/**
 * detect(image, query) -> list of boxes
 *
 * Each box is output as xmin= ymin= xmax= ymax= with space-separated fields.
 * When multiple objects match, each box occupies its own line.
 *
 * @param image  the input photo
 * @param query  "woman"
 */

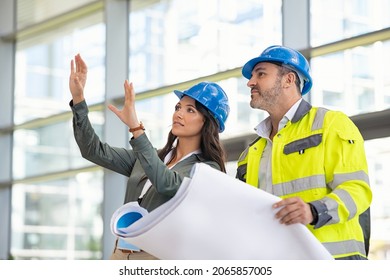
xmin=69 ymin=54 xmax=230 ymax=259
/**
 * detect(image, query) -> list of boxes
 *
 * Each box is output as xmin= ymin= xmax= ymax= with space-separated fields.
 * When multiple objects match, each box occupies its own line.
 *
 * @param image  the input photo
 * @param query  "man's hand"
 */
xmin=273 ymin=197 xmax=313 ymax=225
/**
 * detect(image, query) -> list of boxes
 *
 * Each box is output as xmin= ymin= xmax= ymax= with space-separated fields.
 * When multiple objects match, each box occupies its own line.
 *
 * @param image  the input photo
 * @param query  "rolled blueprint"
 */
xmin=111 ymin=163 xmax=333 ymax=260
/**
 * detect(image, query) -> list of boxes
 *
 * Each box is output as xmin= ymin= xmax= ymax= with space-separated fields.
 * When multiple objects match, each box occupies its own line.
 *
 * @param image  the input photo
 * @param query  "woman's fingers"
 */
xmin=124 ymin=80 xmax=136 ymax=102
xmin=70 ymin=59 xmax=75 ymax=74
xmin=107 ymin=104 xmax=119 ymax=116
xmin=75 ymin=55 xmax=80 ymax=72
xmin=73 ymin=54 xmax=86 ymax=74
xmin=124 ymin=80 xmax=132 ymax=93
xmin=77 ymin=54 xmax=87 ymax=73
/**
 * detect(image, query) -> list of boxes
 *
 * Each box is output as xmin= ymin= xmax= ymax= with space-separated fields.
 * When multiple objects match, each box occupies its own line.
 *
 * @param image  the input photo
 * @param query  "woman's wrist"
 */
xmin=72 ymin=96 xmax=85 ymax=105
xmin=129 ymin=122 xmax=145 ymax=133
xmin=129 ymin=122 xmax=145 ymax=138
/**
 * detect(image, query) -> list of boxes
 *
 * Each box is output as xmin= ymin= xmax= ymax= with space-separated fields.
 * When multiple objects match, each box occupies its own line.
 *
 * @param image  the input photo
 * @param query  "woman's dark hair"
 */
xmin=158 ymin=100 xmax=227 ymax=172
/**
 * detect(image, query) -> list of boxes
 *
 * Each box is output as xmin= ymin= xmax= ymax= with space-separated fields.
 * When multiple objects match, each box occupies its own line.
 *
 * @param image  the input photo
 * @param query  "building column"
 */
xmin=282 ymin=0 xmax=310 ymax=50
xmin=282 ymin=0 xmax=311 ymax=101
xmin=0 ymin=0 xmax=15 ymax=260
xmin=102 ymin=0 xmax=130 ymax=259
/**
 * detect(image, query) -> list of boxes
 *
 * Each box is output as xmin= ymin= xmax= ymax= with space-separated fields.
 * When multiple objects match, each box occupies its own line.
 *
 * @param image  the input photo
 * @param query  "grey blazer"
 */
xmin=71 ymin=100 xmax=220 ymax=211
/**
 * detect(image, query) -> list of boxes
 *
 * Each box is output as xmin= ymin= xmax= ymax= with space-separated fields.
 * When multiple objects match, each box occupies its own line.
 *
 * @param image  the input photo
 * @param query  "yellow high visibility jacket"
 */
xmin=236 ymin=100 xmax=372 ymax=259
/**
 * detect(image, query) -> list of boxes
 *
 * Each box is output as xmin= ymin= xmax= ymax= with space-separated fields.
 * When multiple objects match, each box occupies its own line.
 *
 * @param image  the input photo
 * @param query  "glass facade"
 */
xmin=13 ymin=112 xmax=104 ymax=179
xmin=7 ymin=1 xmax=106 ymax=260
xmin=365 ymin=137 xmax=390 ymax=260
xmin=129 ymin=0 xmax=281 ymax=91
xmin=17 ymin=0 xmax=97 ymax=29
xmin=14 ymin=16 xmax=105 ymax=124
xmin=310 ymin=41 xmax=390 ymax=115
xmin=11 ymin=171 xmax=103 ymax=259
xmin=311 ymin=0 xmax=390 ymax=46
xmin=1 ymin=0 xmax=389 ymax=260
xmin=129 ymin=0 xmax=280 ymax=143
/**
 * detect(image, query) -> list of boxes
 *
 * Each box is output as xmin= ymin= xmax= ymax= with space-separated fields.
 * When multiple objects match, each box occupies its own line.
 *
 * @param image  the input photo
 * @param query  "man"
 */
xmin=236 ymin=45 xmax=372 ymax=260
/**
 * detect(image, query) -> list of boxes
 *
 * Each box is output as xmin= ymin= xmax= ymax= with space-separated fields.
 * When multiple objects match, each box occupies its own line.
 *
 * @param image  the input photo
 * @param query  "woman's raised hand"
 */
xmin=69 ymin=54 xmax=87 ymax=104
xmin=108 ymin=80 xmax=141 ymax=131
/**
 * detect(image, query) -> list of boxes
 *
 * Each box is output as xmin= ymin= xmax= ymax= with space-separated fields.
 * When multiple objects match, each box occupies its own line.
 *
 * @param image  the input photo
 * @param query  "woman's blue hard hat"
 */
xmin=174 ymin=82 xmax=230 ymax=132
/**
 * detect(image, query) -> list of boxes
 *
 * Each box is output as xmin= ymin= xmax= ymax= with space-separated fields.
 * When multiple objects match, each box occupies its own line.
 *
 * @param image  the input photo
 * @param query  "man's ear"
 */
xmin=283 ymin=72 xmax=296 ymax=88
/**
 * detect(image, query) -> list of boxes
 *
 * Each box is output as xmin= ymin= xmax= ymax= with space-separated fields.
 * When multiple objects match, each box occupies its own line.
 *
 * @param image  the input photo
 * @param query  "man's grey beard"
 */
xmin=250 ymin=77 xmax=282 ymax=111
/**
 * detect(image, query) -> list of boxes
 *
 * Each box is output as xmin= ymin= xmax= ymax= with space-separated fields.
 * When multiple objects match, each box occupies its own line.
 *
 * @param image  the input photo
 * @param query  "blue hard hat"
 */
xmin=242 ymin=45 xmax=313 ymax=95
xmin=174 ymin=82 xmax=230 ymax=132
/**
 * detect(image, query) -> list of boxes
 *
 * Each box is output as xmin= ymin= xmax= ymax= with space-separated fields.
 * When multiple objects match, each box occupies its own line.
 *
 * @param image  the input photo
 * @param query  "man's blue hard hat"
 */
xmin=242 ymin=45 xmax=313 ymax=95
xmin=174 ymin=82 xmax=230 ymax=132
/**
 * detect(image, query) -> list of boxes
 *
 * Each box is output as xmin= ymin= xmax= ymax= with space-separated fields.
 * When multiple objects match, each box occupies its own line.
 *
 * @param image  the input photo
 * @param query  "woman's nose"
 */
xmin=174 ymin=110 xmax=183 ymax=119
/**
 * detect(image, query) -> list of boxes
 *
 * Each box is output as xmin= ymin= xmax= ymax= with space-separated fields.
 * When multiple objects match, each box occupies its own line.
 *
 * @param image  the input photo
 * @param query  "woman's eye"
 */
xmin=175 ymin=105 xmax=180 ymax=111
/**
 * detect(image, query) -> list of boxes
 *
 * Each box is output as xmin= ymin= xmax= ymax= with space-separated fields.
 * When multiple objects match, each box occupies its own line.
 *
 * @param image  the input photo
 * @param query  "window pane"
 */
xmin=17 ymin=0 xmax=98 ymax=29
xmin=135 ymin=94 xmax=177 ymax=149
xmin=13 ymin=111 xmax=104 ymax=179
xmin=365 ymin=137 xmax=390 ymax=260
xmin=129 ymin=0 xmax=282 ymax=91
xmin=14 ymin=15 xmax=105 ymax=124
xmin=11 ymin=171 xmax=103 ymax=260
xmin=137 ymin=76 xmax=264 ymax=147
xmin=311 ymin=0 xmax=390 ymax=46
xmin=218 ymin=77 xmax=267 ymax=139
xmin=310 ymin=41 xmax=390 ymax=115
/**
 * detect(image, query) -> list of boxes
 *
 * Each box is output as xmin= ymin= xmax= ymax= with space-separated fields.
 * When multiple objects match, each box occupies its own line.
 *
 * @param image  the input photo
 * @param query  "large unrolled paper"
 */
xmin=111 ymin=163 xmax=333 ymax=260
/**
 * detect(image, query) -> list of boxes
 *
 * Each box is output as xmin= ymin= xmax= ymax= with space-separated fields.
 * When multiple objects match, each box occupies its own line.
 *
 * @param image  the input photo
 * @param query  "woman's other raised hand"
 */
xmin=69 ymin=54 xmax=87 ymax=104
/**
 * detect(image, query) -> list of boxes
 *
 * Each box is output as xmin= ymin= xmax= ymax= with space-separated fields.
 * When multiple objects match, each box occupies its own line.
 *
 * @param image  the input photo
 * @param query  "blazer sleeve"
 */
xmin=70 ymin=100 xmax=137 ymax=177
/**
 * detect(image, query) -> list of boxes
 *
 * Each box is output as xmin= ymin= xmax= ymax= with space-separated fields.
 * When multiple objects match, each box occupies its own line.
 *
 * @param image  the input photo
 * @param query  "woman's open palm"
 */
xmin=108 ymin=80 xmax=139 ymax=128
xmin=69 ymin=54 xmax=87 ymax=104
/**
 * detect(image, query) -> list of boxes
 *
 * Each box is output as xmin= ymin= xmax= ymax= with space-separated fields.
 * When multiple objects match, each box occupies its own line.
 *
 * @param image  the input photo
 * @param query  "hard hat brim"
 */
xmin=242 ymin=56 xmax=292 ymax=80
xmin=174 ymin=90 xmax=184 ymax=100
xmin=241 ymin=57 xmax=313 ymax=95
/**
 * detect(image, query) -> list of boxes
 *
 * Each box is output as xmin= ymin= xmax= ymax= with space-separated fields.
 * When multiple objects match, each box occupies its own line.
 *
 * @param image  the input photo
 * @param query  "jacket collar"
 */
xmin=291 ymin=99 xmax=312 ymax=123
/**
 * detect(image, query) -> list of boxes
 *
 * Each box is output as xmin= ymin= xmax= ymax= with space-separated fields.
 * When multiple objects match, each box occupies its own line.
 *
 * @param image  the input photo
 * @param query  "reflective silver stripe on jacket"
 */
xmin=237 ymin=147 xmax=249 ymax=162
xmin=328 ymin=171 xmax=370 ymax=190
xmin=333 ymin=188 xmax=357 ymax=220
xmin=321 ymin=190 xmax=352 ymax=224
xmin=272 ymin=171 xmax=368 ymax=218
xmin=272 ymin=175 xmax=326 ymax=196
xmin=273 ymin=172 xmax=368 ymax=197
xmin=311 ymin=107 xmax=329 ymax=131
xmin=323 ymin=198 xmax=339 ymax=225
xmin=323 ymin=240 xmax=366 ymax=257
xmin=323 ymin=171 xmax=370 ymax=224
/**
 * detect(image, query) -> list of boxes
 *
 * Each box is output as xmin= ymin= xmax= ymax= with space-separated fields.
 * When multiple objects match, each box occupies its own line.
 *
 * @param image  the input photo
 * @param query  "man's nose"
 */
xmin=247 ymin=76 xmax=255 ymax=88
